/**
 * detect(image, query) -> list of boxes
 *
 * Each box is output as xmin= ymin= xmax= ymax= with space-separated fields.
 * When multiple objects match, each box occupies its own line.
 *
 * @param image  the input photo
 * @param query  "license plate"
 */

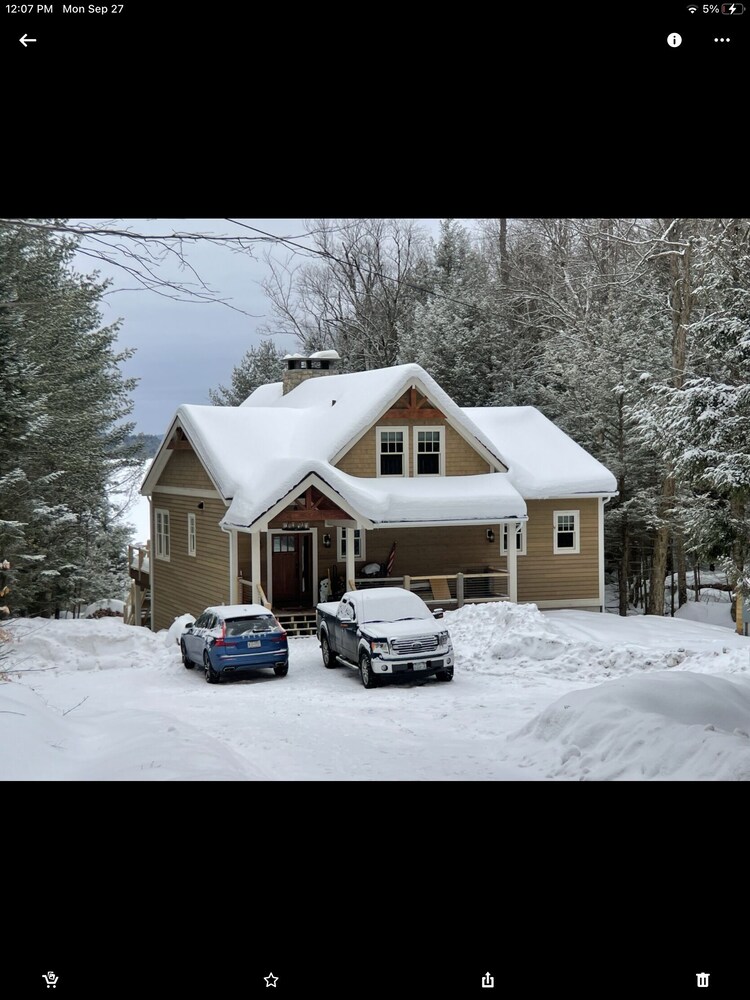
xmin=247 ymin=640 xmax=261 ymax=648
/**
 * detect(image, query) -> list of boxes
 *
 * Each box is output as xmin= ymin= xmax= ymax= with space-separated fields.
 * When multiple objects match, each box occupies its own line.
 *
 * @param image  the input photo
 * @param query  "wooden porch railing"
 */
xmin=352 ymin=571 xmax=509 ymax=608
xmin=237 ymin=577 xmax=272 ymax=609
xmin=128 ymin=542 xmax=150 ymax=576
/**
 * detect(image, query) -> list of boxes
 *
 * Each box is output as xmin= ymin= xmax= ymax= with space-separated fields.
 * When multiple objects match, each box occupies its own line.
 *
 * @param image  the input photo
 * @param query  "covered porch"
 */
xmin=228 ymin=484 xmax=524 ymax=626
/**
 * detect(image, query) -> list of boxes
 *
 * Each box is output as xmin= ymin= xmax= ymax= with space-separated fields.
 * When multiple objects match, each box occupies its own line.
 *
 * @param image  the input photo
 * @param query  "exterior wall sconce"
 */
xmin=323 ymin=533 xmax=332 ymax=548
xmin=486 ymin=529 xmax=495 ymax=543
xmin=197 ymin=502 xmax=205 ymax=510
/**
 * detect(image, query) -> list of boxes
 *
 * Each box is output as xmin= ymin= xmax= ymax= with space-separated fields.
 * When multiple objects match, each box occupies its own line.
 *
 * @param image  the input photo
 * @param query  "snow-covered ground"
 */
xmin=3 ymin=601 xmax=750 ymax=780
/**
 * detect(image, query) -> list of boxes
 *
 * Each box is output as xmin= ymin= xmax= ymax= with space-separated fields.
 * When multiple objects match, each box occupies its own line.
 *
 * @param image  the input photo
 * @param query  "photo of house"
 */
xmin=137 ymin=352 xmax=617 ymax=632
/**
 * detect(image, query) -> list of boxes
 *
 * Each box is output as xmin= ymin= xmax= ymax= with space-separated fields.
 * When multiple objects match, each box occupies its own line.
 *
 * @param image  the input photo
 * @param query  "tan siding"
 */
xmin=517 ymin=499 xmax=600 ymax=602
xmin=151 ymin=496 xmax=230 ymax=630
xmin=323 ymin=526 xmax=497 ymax=579
xmin=336 ymin=421 xmax=491 ymax=477
xmin=158 ymin=448 xmax=216 ymax=490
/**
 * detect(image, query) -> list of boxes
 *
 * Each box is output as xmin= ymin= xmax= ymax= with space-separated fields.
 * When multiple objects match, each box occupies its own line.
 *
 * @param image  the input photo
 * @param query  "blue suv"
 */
xmin=181 ymin=604 xmax=289 ymax=684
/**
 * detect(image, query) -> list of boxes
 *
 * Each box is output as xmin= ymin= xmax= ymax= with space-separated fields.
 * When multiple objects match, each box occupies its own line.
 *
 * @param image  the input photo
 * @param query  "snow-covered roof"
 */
xmin=223 ymin=461 xmax=526 ymax=529
xmin=142 ymin=363 xmax=614 ymax=527
xmin=463 ymin=406 xmax=617 ymax=498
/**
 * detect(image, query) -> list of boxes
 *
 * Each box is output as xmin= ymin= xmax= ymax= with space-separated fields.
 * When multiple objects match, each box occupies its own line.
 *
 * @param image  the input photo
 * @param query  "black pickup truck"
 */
xmin=316 ymin=586 xmax=454 ymax=689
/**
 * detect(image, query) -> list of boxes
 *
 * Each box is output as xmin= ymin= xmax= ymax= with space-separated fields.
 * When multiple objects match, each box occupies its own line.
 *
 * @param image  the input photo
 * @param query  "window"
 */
xmin=501 ymin=522 xmax=527 ymax=556
xmin=187 ymin=513 xmax=196 ymax=557
xmin=414 ymin=427 xmax=444 ymax=476
xmin=273 ymin=535 xmax=297 ymax=553
xmin=338 ymin=528 xmax=365 ymax=562
xmin=155 ymin=508 xmax=170 ymax=560
xmin=553 ymin=510 xmax=580 ymax=554
xmin=377 ymin=426 xmax=407 ymax=477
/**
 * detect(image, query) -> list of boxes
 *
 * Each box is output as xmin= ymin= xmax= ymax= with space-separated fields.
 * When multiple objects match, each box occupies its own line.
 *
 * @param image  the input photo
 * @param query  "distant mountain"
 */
xmin=125 ymin=433 xmax=162 ymax=459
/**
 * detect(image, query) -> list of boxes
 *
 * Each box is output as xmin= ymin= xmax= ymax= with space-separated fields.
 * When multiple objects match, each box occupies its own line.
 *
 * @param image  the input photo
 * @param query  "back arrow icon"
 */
xmin=20 ymin=33 xmax=37 ymax=46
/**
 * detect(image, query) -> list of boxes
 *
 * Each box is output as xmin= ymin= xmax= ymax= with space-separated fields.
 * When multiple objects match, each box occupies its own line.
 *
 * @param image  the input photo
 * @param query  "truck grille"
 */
xmin=390 ymin=634 xmax=439 ymax=655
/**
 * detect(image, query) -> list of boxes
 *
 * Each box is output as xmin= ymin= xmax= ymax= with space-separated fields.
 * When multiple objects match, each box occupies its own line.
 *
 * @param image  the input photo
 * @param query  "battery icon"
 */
xmin=721 ymin=3 xmax=745 ymax=12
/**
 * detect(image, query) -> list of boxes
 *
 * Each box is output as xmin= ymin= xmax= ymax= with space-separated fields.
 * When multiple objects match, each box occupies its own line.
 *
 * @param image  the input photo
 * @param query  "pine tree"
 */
xmin=209 ymin=339 xmax=283 ymax=405
xmin=0 ymin=220 xmax=139 ymax=617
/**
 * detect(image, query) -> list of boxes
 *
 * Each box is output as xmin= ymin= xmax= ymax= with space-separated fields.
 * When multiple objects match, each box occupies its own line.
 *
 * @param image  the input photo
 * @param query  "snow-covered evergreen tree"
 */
xmin=0 ymin=220 xmax=139 ymax=617
xmin=638 ymin=220 xmax=750 ymax=602
xmin=209 ymin=339 xmax=283 ymax=405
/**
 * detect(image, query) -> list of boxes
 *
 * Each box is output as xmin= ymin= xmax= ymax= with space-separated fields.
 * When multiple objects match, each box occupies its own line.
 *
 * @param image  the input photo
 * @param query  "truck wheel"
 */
xmin=359 ymin=652 xmax=378 ymax=689
xmin=435 ymin=667 xmax=454 ymax=682
xmin=321 ymin=633 xmax=338 ymax=669
xmin=181 ymin=641 xmax=194 ymax=669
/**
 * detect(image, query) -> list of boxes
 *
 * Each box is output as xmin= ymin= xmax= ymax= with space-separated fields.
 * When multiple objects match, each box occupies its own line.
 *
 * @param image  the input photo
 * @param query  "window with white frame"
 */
xmin=501 ymin=522 xmax=527 ymax=555
xmin=377 ymin=427 xmax=407 ymax=477
xmin=187 ymin=513 xmax=197 ymax=557
xmin=553 ymin=510 xmax=580 ymax=554
xmin=337 ymin=528 xmax=365 ymax=562
xmin=414 ymin=427 xmax=444 ymax=476
xmin=155 ymin=508 xmax=170 ymax=560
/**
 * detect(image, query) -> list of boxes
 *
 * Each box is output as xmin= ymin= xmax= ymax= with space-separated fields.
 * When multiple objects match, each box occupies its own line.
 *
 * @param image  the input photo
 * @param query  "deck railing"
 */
xmin=128 ymin=542 xmax=150 ymax=576
xmin=352 ymin=570 xmax=509 ymax=608
xmin=237 ymin=577 xmax=272 ymax=609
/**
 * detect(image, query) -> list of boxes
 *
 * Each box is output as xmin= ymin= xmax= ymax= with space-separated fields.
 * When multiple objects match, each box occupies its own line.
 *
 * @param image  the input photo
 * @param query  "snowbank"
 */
xmin=509 ymin=671 xmax=750 ymax=780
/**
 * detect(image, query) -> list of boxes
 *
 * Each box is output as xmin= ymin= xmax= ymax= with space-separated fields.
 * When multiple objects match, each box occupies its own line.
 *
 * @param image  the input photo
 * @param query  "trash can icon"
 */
xmin=696 ymin=972 xmax=710 ymax=988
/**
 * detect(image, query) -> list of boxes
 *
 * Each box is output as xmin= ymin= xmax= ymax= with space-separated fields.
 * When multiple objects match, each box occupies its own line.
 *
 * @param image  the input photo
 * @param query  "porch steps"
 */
xmin=275 ymin=611 xmax=318 ymax=638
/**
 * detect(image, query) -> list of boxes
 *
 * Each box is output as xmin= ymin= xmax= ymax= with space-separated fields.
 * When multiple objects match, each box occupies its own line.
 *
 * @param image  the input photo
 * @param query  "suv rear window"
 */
xmin=224 ymin=616 xmax=275 ymax=636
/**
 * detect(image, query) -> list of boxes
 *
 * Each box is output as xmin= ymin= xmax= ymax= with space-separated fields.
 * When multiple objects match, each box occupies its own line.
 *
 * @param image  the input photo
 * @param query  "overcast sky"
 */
xmin=72 ymin=219 xmax=443 ymax=435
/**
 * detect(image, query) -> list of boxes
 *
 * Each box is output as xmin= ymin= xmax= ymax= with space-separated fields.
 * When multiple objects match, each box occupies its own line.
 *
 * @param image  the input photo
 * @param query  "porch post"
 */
xmin=507 ymin=521 xmax=518 ymax=603
xmin=345 ymin=526 xmax=356 ymax=590
xmin=228 ymin=528 xmax=239 ymax=604
xmin=251 ymin=529 xmax=262 ymax=605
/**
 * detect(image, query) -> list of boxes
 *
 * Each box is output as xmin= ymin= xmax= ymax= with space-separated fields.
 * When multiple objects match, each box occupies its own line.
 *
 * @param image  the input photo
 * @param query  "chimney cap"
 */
xmin=309 ymin=350 xmax=341 ymax=361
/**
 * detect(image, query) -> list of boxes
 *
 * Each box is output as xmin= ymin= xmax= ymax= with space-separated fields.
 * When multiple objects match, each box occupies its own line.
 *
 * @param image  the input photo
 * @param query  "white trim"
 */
xmin=140 ymin=416 xmax=228 ymax=500
xmin=187 ymin=513 xmax=197 ymax=557
xmin=553 ymin=509 xmax=580 ymax=555
xmin=501 ymin=521 xmax=527 ymax=556
xmin=413 ymin=425 xmax=445 ymax=477
xmin=227 ymin=528 xmax=238 ymax=603
xmin=251 ymin=529 xmax=262 ymax=605
xmin=152 ymin=485 xmax=223 ymax=500
xmin=368 ymin=517 xmax=527 ymax=529
xmin=242 ymin=472 xmax=375 ymax=532
xmin=337 ymin=527 xmax=365 ymax=562
xmin=266 ymin=528 xmax=318 ymax=607
xmin=507 ymin=520 xmax=518 ymax=603
xmin=376 ymin=425 xmax=408 ymax=478
xmin=154 ymin=508 xmax=171 ymax=561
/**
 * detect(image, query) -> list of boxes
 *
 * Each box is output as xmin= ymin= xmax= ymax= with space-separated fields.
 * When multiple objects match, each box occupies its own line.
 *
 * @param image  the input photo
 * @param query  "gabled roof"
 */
xmin=463 ymin=406 xmax=617 ymax=498
xmin=240 ymin=363 xmax=508 ymax=472
xmin=141 ymin=363 xmax=615 ymax=529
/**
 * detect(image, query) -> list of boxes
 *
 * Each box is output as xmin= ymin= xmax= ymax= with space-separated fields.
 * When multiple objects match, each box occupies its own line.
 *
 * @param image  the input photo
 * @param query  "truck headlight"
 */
xmin=438 ymin=631 xmax=450 ymax=645
xmin=370 ymin=639 xmax=389 ymax=654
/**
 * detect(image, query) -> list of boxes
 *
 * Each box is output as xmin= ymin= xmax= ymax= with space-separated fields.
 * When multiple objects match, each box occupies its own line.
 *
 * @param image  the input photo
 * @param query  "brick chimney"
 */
xmin=282 ymin=350 xmax=340 ymax=394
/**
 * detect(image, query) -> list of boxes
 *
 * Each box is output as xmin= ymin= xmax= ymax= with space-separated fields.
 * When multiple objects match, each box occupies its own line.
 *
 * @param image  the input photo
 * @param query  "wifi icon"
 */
xmin=687 ymin=4 xmax=698 ymax=10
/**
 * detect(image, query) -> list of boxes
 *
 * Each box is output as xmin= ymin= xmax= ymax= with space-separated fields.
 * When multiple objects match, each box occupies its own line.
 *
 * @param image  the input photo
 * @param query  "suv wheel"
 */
xmin=181 ymin=641 xmax=194 ymax=669
xmin=204 ymin=652 xmax=220 ymax=684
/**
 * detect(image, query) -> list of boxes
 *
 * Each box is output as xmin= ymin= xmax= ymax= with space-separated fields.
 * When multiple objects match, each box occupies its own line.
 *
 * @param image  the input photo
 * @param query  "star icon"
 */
xmin=264 ymin=972 xmax=279 ymax=988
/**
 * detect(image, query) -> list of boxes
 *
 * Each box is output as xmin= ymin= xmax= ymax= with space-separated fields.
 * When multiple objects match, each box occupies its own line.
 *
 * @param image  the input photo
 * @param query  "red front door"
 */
xmin=272 ymin=534 xmax=300 ymax=606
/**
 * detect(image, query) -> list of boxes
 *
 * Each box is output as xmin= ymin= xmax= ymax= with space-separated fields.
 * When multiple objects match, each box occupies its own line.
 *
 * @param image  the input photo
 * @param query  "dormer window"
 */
xmin=414 ymin=427 xmax=444 ymax=476
xmin=377 ymin=427 xmax=408 ymax=477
